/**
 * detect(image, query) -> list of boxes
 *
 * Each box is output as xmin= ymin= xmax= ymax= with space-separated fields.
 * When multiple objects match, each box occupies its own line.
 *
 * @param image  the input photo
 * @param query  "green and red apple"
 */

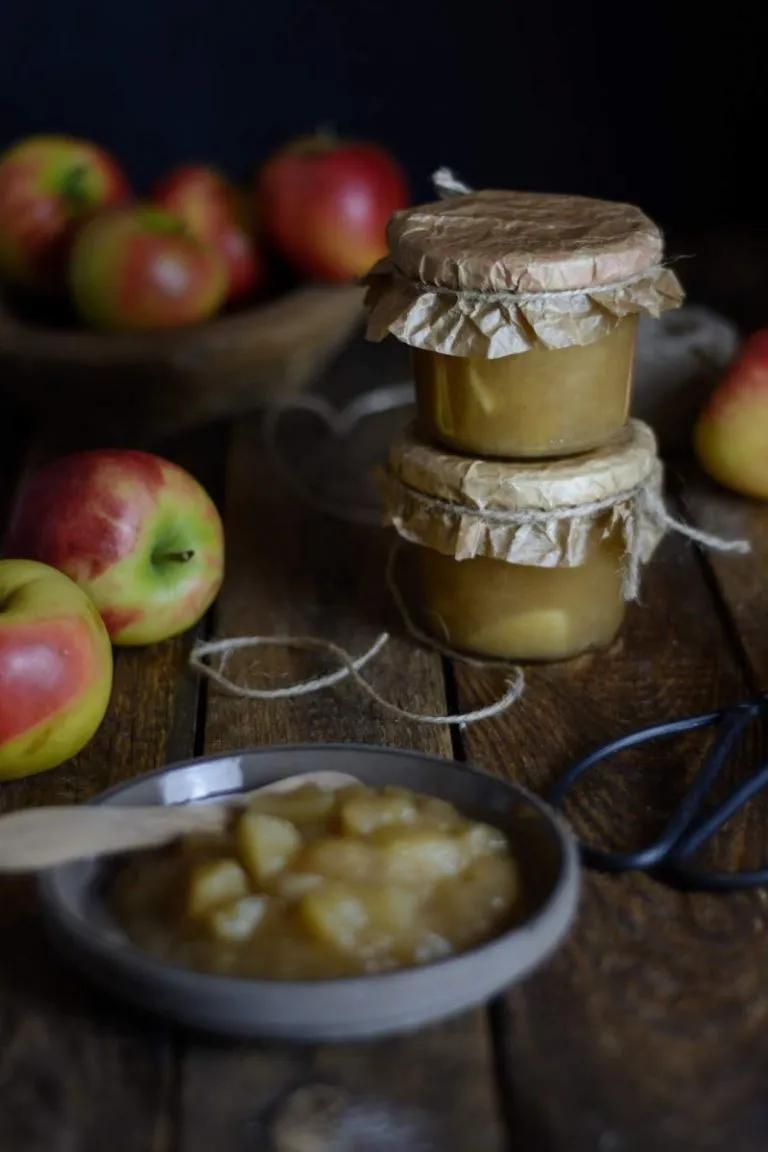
xmin=695 ymin=330 xmax=768 ymax=501
xmin=154 ymin=165 xmax=265 ymax=302
xmin=0 ymin=559 xmax=113 ymax=780
xmin=258 ymin=133 xmax=407 ymax=281
xmin=0 ymin=134 xmax=129 ymax=292
xmin=5 ymin=450 xmax=224 ymax=646
xmin=69 ymin=205 xmax=226 ymax=330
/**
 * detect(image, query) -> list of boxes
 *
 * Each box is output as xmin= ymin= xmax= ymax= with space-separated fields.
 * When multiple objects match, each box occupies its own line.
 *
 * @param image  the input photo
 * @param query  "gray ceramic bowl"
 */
xmin=40 ymin=745 xmax=580 ymax=1041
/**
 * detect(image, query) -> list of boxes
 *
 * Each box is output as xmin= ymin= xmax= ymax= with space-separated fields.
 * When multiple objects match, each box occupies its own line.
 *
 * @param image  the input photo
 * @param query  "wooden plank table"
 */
xmin=1 ymin=335 xmax=767 ymax=1152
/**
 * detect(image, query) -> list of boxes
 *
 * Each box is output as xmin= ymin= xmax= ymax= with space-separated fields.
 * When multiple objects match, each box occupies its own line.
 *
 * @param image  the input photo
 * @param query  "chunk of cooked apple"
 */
xmin=236 ymin=811 xmax=301 ymax=884
xmin=300 ymin=880 xmax=422 ymax=958
xmin=248 ymin=784 xmax=337 ymax=825
xmin=297 ymin=836 xmax=382 ymax=884
xmin=205 ymin=895 xmax=268 ymax=942
xmin=376 ymin=828 xmax=466 ymax=883
xmin=340 ymin=788 xmax=418 ymax=836
xmin=186 ymin=857 xmax=250 ymax=919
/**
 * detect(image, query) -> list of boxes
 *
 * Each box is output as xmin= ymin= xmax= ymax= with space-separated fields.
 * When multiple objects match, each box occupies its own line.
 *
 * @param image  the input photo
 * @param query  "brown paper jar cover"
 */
xmin=364 ymin=190 xmax=684 ymax=358
xmin=384 ymin=419 xmax=665 ymax=579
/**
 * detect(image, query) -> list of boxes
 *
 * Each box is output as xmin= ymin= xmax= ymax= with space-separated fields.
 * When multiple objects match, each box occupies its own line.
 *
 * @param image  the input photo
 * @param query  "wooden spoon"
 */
xmin=0 ymin=771 xmax=359 ymax=873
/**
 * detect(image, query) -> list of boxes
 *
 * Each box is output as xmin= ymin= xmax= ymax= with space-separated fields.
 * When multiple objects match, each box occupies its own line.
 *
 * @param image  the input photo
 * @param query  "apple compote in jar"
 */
xmin=384 ymin=420 xmax=664 ymax=663
xmin=365 ymin=190 xmax=683 ymax=459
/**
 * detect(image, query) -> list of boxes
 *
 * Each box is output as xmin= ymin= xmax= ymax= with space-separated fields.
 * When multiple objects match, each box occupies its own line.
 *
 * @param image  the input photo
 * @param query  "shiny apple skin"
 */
xmin=258 ymin=137 xmax=408 ymax=282
xmin=695 ymin=329 xmax=768 ymax=501
xmin=0 ymin=559 xmax=113 ymax=780
xmin=4 ymin=451 xmax=225 ymax=646
xmin=68 ymin=205 xmax=227 ymax=330
xmin=0 ymin=135 xmax=129 ymax=292
xmin=154 ymin=165 xmax=265 ymax=302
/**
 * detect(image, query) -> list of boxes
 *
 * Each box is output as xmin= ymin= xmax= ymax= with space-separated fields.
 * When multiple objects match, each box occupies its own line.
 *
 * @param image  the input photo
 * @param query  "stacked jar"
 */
xmin=364 ymin=190 xmax=684 ymax=662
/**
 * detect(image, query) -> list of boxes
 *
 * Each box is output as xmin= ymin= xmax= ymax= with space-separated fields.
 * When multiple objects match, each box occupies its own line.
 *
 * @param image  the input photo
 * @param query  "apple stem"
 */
xmin=156 ymin=549 xmax=195 ymax=563
xmin=61 ymin=164 xmax=91 ymax=208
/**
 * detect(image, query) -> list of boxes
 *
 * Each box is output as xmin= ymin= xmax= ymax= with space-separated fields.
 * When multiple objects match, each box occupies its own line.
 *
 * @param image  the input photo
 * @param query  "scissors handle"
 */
xmin=550 ymin=697 xmax=767 ymax=881
xmin=663 ymin=758 xmax=768 ymax=896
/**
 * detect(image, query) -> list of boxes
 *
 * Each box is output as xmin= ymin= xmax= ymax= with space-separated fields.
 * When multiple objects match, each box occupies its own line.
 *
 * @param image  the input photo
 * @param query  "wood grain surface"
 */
xmin=2 ymin=334 xmax=768 ymax=1151
xmin=682 ymin=468 xmax=768 ymax=685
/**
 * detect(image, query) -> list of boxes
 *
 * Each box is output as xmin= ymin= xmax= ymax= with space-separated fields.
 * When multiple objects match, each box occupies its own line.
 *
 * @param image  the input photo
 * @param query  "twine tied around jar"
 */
xmin=364 ymin=171 xmax=685 ymax=359
xmin=383 ymin=468 xmax=750 ymax=603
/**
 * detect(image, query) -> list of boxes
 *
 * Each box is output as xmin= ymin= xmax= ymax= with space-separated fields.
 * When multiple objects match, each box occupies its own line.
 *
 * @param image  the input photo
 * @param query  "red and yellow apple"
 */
xmin=695 ymin=330 xmax=768 ymax=501
xmin=154 ymin=165 xmax=265 ymax=302
xmin=0 ymin=134 xmax=129 ymax=292
xmin=68 ymin=205 xmax=226 ymax=330
xmin=0 ymin=559 xmax=113 ymax=780
xmin=4 ymin=451 xmax=225 ymax=646
xmin=258 ymin=134 xmax=407 ymax=281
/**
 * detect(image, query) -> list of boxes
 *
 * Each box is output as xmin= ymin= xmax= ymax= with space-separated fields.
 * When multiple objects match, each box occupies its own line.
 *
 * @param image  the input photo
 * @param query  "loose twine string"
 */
xmin=261 ymin=385 xmax=414 ymax=528
xmin=190 ymin=586 xmax=525 ymax=728
xmin=385 ymin=262 xmax=677 ymax=306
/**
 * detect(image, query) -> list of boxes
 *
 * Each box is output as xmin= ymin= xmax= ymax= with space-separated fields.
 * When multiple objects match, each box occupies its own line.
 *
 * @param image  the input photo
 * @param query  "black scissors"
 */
xmin=550 ymin=693 xmax=768 ymax=892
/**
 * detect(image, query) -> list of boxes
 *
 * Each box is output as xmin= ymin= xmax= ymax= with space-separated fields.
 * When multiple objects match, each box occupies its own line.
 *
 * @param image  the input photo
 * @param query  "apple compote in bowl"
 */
xmin=40 ymin=745 xmax=579 ymax=1040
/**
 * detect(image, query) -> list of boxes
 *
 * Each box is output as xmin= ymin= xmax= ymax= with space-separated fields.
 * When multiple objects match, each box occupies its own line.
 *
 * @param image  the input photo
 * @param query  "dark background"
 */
xmin=1 ymin=0 xmax=766 ymax=321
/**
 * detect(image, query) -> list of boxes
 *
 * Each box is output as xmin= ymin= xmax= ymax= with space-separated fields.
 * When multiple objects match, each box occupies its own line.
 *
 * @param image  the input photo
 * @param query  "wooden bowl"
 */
xmin=0 ymin=285 xmax=363 ymax=446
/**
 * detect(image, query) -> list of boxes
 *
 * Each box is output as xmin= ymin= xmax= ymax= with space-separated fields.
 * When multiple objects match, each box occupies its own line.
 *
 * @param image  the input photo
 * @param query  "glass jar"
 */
xmin=364 ymin=188 xmax=683 ymax=460
xmin=384 ymin=420 xmax=663 ymax=664
xmin=412 ymin=317 xmax=637 ymax=459
xmin=407 ymin=519 xmax=626 ymax=661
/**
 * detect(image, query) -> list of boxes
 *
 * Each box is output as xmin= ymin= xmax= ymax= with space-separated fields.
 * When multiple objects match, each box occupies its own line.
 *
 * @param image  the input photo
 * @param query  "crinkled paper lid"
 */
xmin=364 ymin=190 xmax=684 ymax=358
xmin=390 ymin=420 xmax=658 ymax=511
xmin=384 ymin=420 xmax=665 ymax=574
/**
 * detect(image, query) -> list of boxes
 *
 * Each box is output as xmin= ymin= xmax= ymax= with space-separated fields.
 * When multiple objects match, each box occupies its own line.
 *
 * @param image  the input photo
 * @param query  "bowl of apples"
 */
xmin=0 ymin=134 xmax=407 ymax=442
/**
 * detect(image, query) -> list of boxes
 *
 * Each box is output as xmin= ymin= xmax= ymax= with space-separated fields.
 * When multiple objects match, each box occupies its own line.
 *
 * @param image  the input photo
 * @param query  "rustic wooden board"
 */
xmin=681 ymin=469 xmax=768 ymax=684
xmin=0 ymin=641 xmax=198 ymax=1152
xmin=454 ymin=531 xmax=768 ymax=1152
xmin=175 ymin=417 xmax=506 ymax=1152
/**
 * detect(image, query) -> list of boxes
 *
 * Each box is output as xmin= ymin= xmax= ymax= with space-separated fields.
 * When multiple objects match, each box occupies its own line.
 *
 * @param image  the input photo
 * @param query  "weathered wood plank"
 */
xmin=0 ymin=648 xmax=193 ymax=1152
xmin=176 ymin=416 xmax=506 ymax=1152
xmin=0 ymin=433 xmax=217 ymax=1152
xmin=681 ymin=470 xmax=768 ymax=684
xmin=454 ymin=534 xmax=767 ymax=1151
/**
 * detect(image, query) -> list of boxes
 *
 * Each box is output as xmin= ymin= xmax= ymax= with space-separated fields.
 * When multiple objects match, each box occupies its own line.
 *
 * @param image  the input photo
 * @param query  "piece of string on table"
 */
xmin=190 ymin=626 xmax=525 ymax=729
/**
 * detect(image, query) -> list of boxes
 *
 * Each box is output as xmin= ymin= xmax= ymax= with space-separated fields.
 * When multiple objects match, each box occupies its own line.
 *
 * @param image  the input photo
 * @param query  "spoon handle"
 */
xmin=0 ymin=804 xmax=229 ymax=872
xmin=0 ymin=771 xmax=361 ymax=872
